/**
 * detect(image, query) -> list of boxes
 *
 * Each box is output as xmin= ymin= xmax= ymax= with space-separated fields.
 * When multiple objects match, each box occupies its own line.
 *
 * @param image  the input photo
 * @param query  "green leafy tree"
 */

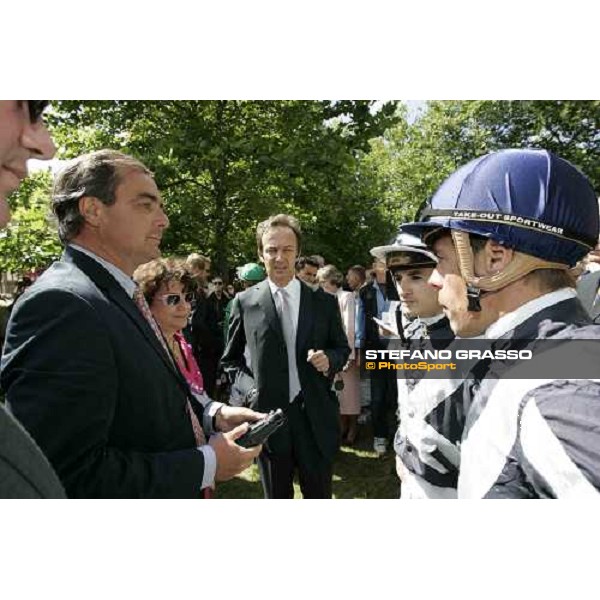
xmin=47 ymin=100 xmax=400 ymax=275
xmin=361 ymin=100 xmax=600 ymax=240
xmin=0 ymin=170 xmax=61 ymax=273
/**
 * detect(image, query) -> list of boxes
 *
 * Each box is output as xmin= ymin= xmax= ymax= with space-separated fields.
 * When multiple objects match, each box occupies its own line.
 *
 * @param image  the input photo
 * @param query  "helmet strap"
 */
xmin=450 ymin=230 xmax=569 ymax=310
xmin=466 ymin=285 xmax=482 ymax=312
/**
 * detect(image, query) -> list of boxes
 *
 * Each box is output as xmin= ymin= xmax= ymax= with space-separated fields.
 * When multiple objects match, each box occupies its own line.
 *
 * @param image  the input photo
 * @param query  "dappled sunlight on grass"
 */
xmin=215 ymin=424 xmax=399 ymax=499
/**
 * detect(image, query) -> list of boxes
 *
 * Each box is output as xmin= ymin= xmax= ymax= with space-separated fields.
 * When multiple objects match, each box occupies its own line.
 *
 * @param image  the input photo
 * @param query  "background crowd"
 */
xmin=1 ymin=100 xmax=600 ymax=500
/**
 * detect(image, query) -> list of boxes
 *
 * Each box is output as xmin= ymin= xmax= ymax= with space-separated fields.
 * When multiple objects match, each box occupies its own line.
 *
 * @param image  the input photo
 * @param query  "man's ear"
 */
xmin=78 ymin=196 xmax=103 ymax=227
xmin=484 ymin=239 xmax=513 ymax=274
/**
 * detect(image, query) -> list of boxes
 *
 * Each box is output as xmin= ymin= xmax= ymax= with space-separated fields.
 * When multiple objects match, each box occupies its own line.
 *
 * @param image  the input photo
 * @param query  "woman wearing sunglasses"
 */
xmin=133 ymin=258 xmax=205 ymax=398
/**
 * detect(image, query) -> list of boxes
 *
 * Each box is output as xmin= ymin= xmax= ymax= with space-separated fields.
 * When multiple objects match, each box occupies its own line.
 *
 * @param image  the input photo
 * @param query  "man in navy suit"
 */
xmin=222 ymin=214 xmax=350 ymax=499
xmin=0 ymin=100 xmax=65 ymax=499
xmin=2 ymin=149 xmax=262 ymax=498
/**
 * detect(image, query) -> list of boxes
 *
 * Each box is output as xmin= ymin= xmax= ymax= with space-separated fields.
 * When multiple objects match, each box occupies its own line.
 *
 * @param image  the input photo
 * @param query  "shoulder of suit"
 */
xmin=19 ymin=259 xmax=89 ymax=296
xmin=359 ymin=282 xmax=375 ymax=297
xmin=0 ymin=404 xmax=65 ymax=499
xmin=237 ymin=280 xmax=267 ymax=302
xmin=13 ymin=257 xmax=114 ymax=316
xmin=312 ymin=286 xmax=337 ymax=306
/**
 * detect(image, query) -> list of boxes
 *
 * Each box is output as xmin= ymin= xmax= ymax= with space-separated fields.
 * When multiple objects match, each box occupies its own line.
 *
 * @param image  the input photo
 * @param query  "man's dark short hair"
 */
xmin=295 ymin=255 xmax=320 ymax=272
xmin=52 ymin=149 xmax=152 ymax=244
xmin=256 ymin=214 xmax=302 ymax=254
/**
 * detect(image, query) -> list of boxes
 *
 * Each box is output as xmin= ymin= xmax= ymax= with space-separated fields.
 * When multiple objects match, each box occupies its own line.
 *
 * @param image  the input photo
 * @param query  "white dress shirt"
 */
xmin=268 ymin=276 xmax=301 ymax=330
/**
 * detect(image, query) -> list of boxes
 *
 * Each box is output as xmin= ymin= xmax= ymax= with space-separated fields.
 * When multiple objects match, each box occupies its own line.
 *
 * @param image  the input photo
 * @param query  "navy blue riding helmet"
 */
xmin=401 ymin=149 xmax=599 ymax=267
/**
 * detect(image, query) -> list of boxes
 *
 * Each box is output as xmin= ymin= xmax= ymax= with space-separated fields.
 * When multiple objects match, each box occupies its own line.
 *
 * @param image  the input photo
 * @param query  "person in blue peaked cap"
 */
xmin=401 ymin=148 xmax=600 ymax=499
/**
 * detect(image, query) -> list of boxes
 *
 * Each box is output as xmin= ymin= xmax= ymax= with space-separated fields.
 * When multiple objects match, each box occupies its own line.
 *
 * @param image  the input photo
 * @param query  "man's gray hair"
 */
xmin=52 ymin=149 xmax=151 ymax=244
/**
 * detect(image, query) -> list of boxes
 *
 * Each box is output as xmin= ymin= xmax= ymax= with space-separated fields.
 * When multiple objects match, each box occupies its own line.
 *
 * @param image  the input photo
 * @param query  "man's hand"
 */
xmin=378 ymin=323 xmax=396 ymax=338
xmin=307 ymin=349 xmax=330 ymax=374
xmin=215 ymin=405 xmax=265 ymax=433
xmin=210 ymin=423 xmax=262 ymax=482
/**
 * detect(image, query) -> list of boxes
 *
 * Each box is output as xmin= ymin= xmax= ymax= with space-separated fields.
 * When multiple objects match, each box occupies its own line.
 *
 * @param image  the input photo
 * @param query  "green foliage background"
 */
xmin=0 ymin=170 xmax=62 ymax=272
xmin=2 ymin=100 xmax=598 ymax=278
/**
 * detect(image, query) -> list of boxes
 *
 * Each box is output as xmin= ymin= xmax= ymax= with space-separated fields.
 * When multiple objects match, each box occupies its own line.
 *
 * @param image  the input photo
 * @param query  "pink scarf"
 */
xmin=173 ymin=331 xmax=205 ymax=395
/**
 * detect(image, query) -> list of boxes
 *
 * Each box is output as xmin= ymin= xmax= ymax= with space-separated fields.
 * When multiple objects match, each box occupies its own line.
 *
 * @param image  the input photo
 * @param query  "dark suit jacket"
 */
xmin=187 ymin=289 xmax=221 ymax=354
xmin=0 ymin=402 xmax=65 ymax=498
xmin=221 ymin=279 xmax=350 ymax=462
xmin=1 ymin=247 xmax=207 ymax=498
xmin=359 ymin=278 xmax=399 ymax=349
xmin=185 ymin=289 xmax=222 ymax=396
xmin=577 ymin=270 xmax=600 ymax=321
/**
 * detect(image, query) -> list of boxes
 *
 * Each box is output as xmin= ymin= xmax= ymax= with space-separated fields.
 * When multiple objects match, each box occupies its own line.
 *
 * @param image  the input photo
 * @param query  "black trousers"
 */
xmin=257 ymin=397 xmax=333 ymax=499
xmin=370 ymin=370 xmax=398 ymax=440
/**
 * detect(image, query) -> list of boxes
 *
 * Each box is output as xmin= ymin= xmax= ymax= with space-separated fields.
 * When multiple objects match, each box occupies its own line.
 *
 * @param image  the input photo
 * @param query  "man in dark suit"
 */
xmin=0 ymin=100 xmax=65 ymax=498
xmin=1 ymin=149 xmax=262 ymax=498
xmin=185 ymin=253 xmax=221 ymax=397
xmin=222 ymin=214 xmax=350 ymax=499
xmin=356 ymin=258 xmax=399 ymax=456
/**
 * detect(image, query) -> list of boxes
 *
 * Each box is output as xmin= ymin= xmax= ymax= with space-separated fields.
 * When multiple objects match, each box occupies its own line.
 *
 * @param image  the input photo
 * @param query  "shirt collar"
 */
xmin=484 ymin=287 xmax=577 ymax=339
xmin=69 ymin=243 xmax=137 ymax=298
xmin=417 ymin=312 xmax=446 ymax=326
xmin=268 ymin=276 xmax=300 ymax=299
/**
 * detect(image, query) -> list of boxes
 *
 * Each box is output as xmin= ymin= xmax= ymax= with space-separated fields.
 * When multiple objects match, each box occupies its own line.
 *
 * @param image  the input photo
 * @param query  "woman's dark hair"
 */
xmin=133 ymin=258 xmax=197 ymax=303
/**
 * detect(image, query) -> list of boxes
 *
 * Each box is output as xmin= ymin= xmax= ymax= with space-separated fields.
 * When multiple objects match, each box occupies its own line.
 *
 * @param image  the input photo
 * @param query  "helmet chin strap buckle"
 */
xmin=466 ymin=285 xmax=482 ymax=312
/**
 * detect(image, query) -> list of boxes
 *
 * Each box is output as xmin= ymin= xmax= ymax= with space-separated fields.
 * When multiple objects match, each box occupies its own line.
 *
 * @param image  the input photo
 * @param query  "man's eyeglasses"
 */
xmin=213 ymin=281 xmax=223 ymax=286
xmin=158 ymin=292 xmax=196 ymax=306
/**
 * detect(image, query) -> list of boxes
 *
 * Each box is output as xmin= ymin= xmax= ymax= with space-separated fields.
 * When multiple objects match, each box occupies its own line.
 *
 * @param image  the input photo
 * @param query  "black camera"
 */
xmin=236 ymin=409 xmax=286 ymax=448
xmin=333 ymin=379 xmax=344 ymax=392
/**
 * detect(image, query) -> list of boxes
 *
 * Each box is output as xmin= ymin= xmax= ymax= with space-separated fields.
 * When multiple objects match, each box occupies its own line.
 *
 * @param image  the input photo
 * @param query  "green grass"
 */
xmin=215 ymin=424 xmax=400 ymax=499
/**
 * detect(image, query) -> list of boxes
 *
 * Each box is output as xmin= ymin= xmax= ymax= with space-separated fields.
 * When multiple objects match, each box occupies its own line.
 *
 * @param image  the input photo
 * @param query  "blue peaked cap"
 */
xmin=401 ymin=149 xmax=599 ymax=267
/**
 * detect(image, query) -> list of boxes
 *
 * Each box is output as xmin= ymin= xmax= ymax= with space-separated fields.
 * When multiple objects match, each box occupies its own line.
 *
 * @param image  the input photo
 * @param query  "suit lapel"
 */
xmin=254 ymin=280 xmax=284 ymax=340
xmin=297 ymin=282 xmax=315 ymax=355
xmin=64 ymin=247 xmax=185 ymax=381
xmin=253 ymin=279 xmax=316 ymax=356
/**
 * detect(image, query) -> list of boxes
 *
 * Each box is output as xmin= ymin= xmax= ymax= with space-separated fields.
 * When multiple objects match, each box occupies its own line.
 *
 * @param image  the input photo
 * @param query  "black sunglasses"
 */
xmin=213 ymin=281 xmax=223 ymax=285
xmin=27 ymin=101 xmax=49 ymax=123
xmin=159 ymin=292 xmax=196 ymax=306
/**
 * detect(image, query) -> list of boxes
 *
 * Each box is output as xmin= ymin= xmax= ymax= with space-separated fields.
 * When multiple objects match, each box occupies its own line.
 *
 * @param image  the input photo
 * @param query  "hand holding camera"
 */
xmin=236 ymin=408 xmax=286 ymax=448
